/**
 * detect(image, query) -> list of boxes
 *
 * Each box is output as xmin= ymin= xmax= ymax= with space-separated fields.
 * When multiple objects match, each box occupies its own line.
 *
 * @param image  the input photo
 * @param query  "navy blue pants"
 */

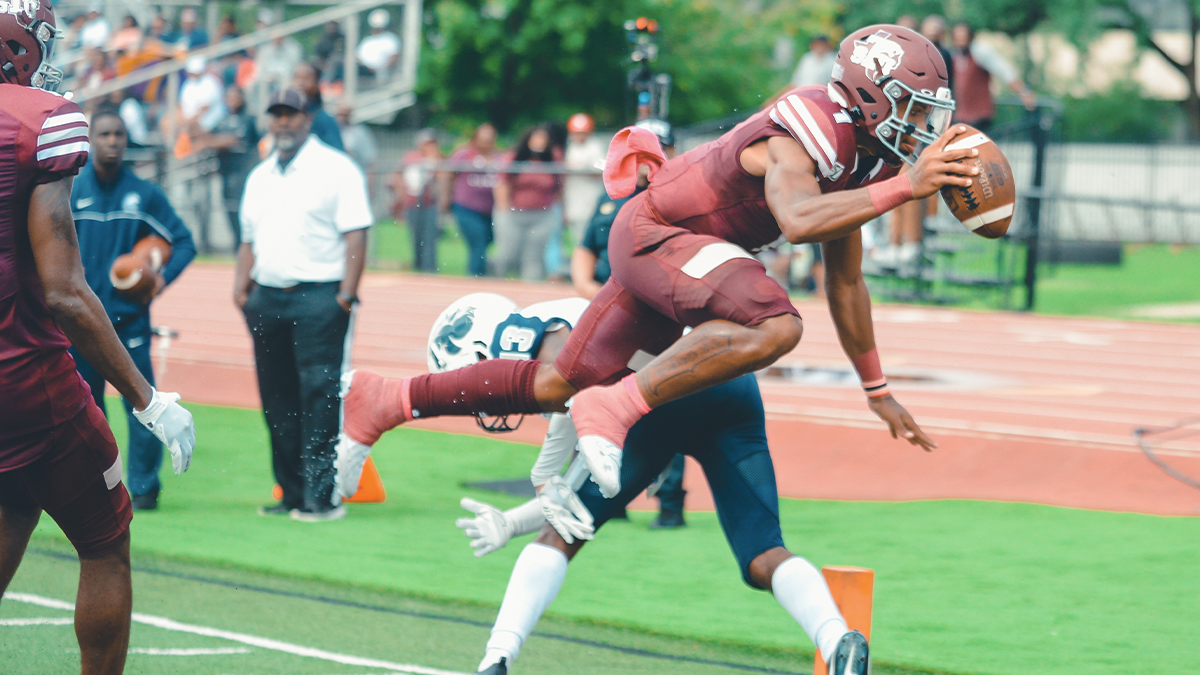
xmin=452 ymin=204 xmax=493 ymax=277
xmin=71 ymin=312 xmax=162 ymax=498
xmin=577 ymin=374 xmax=785 ymax=588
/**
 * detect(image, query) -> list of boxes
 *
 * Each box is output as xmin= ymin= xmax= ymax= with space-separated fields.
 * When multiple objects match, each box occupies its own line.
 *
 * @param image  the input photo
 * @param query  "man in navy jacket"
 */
xmin=71 ymin=106 xmax=197 ymax=511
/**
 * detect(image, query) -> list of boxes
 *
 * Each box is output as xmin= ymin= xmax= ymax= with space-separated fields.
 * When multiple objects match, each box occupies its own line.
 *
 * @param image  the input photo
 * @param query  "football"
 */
xmin=938 ymin=125 xmax=1016 ymax=239
xmin=110 ymin=235 xmax=172 ymax=302
xmin=132 ymin=235 xmax=172 ymax=273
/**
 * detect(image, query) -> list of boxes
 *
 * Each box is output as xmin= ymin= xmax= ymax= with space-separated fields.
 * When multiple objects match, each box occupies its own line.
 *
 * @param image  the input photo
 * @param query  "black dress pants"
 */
xmin=242 ymin=282 xmax=351 ymax=510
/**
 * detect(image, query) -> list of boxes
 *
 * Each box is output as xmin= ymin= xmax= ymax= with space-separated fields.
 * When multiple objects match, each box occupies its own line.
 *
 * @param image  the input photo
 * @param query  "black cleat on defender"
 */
xmin=827 ymin=630 xmax=869 ymax=675
xmin=476 ymin=656 xmax=507 ymax=675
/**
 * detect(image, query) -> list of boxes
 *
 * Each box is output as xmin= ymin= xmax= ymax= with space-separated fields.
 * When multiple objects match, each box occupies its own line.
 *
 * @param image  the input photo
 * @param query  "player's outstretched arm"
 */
xmin=29 ymin=177 xmax=197 ymax=472
xmin=760 ymin=128 xmax=979 ymax=244
xmin=28 ymin=177 xmax=153 ymax=410
xmin=823 ymin=233 xmax=936 ymax=452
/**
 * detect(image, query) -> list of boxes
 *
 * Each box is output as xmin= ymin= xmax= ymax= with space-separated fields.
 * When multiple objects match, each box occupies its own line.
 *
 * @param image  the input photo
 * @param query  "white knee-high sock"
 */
xmin=478 ymin=543 xmax=569 ymax=670
xmin=771 ymin=556 xmax=848 ymax=658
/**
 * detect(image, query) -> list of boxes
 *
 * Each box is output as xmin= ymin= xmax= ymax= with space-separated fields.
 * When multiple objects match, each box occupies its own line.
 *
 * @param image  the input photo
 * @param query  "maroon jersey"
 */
xmin=644 ymin=86 xmax=900 ymax=253
xmin=0 ymin=84 xmax=93 ymax=470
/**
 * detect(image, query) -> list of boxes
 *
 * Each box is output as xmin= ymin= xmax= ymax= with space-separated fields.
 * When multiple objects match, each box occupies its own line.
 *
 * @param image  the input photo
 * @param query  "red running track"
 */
xmin=146 ymin=263 xmax=1200 ymax=516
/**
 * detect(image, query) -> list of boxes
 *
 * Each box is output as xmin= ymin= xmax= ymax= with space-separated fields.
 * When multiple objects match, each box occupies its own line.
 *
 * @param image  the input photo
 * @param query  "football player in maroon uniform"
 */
xmin=0 ymin=3 xmax=195 ymax=673
xmin=339 ymin=26 xmax=977 ymax=529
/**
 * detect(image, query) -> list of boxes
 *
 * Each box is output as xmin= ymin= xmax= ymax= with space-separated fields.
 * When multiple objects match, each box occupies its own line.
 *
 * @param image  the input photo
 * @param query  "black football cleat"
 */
xmin=827 ymin=630 xmax=869 ymax=675
xmin=476 ymin=656 xmax=507 ymax=675
xmin=649 ymin=508 xmax=686 ymax=529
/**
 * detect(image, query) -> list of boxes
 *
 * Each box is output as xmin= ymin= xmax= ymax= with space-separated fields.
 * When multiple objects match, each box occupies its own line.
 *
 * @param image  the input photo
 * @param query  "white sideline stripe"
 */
xmin=5 ymin=593 xmax=467 ymax=675
xmin=0 ymin=617 xmax=74 ymax=626
xmin=680 ymin=242 xmax=757 ymax=279
xmin=946 ymin=133 xmax=990 ymax=151
xmin=961 ymin=203 xmax=1014 ymax=231
xmin=130 ymin=647 xmax=251 ymax=655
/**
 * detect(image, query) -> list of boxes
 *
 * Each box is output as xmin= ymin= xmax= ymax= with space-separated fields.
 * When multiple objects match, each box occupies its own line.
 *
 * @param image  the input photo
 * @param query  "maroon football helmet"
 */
xmin=0 ymin=0 xmax=64 ymax=91
xmin=829 ymin=24 xmax=954 ymax=164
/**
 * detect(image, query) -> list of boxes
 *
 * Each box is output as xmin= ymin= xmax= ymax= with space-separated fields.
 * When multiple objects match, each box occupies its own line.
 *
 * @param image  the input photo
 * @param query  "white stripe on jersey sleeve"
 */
xmin=771 ymin=103 xmax=834 ymax=179
xmin=38 ymin=126 xmax=89 ymax=146
xmin=788 ymin=95 xmax=839 ymax=168
xmin=37 ymin=141 xmax=91 ymax=161
xmin=41 ymin=112 xmax=87 ymax=129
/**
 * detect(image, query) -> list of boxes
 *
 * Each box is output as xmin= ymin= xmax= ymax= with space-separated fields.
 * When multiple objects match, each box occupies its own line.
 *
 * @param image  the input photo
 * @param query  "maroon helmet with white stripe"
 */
xmin=0 ymin=0 xmax=64 ymax=91
xmin=829 ymin=24 xmax=954 ymax=164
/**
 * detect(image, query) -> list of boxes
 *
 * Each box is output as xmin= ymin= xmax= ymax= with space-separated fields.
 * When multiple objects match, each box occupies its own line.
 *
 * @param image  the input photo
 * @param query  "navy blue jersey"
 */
xmin=309 ymin=106 xmax=344 ymax=151
xmin=489 ymin=297 xmax=588 ymax=361
xmin=71 ymin=163 xmax=196 ymax=321
xmin=580 ymin=186 xmax=643 ymax=284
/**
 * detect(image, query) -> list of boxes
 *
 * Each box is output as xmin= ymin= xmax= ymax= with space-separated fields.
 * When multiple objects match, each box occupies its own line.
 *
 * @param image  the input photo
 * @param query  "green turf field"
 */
xmin=11 ymin=401 xmax=1199 ymax=675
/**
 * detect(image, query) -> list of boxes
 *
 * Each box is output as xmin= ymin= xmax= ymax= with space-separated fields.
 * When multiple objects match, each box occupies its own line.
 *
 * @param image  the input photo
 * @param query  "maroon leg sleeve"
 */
xmin=408 ymin=359 xmax=542 ymax=419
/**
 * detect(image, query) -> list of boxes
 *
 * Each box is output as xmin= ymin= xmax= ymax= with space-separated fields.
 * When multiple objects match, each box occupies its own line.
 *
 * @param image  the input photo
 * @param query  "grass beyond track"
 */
xmin=12 ymin=401 xmax=1200 ymax=675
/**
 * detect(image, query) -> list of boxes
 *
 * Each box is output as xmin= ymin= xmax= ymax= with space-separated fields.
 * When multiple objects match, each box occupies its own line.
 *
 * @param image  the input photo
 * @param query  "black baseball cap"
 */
xmin=266 ymin=87 xmax=309 ymax=114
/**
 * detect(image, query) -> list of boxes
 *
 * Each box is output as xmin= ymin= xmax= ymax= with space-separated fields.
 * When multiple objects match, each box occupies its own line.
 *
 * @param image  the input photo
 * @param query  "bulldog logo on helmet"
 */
xmin=429 ymin=308 xmax=474 ymax=370
xmin=0 ymin=1 xmax=40 ymax=17
xmin=850 ymin=30 xmax=904 ymax=83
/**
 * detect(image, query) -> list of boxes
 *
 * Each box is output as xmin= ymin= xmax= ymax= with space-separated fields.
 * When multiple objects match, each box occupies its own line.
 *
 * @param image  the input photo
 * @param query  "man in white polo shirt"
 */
xmin=234 ymin=88 xmax=372 ymax=522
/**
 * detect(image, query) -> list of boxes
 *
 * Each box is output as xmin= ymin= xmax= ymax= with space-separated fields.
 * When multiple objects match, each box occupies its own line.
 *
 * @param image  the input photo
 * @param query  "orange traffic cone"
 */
xmin=345 ymin=457 xmax=387 ymax=503
xmin=271 ymin=457 xmax=387 ymax=504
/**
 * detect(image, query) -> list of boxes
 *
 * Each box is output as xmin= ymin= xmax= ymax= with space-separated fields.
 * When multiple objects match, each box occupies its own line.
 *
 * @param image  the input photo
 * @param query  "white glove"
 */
xmin=538 ymin=476 xmax=594 ymax=545
xmin=456 ymin=498 xmax=516 ymax=558
xmin=576 ymin=435 xmax=622 ymax=498
xmin=132 ymin=388 xmax=195 ymax=474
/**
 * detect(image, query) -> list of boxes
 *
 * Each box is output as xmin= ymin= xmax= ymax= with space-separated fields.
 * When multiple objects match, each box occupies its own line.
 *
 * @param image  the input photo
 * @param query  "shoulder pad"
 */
xmin=769 ymin=90 xmax=846 ymax=182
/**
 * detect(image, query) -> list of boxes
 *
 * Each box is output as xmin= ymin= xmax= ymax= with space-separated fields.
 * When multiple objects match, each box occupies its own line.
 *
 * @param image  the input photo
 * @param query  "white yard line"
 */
xmin=130 ymin=647 xmax=251 ymax=655
xmin=4 ymin=593 xmax=468 ymax=675
xmin=0 ymin=617 xmax=74 ymax=626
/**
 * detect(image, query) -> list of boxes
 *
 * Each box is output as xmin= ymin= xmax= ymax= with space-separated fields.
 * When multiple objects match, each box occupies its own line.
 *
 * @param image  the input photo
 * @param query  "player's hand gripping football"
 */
xmin=538 ymin=475 xmax=595 ymax=545
xmin=868 ymin=394 xmax=937 ymax=452
xmin=132 ymin=388 xmax=196 ymax=473
xmin=906 ymin=125 xmax=982 ymax=200
xmin=456 ymin=497 xmax=517 ymax=558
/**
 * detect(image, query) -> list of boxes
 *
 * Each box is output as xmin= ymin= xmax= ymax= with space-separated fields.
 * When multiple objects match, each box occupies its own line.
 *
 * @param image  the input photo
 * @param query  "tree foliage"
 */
xmin=417 ymin=0 xmax=837 ymax=133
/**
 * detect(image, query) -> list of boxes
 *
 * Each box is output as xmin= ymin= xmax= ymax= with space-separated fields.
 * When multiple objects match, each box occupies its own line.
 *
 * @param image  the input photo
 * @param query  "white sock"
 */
xmin=477 ymin=543 xmax=569 ymax=670
xmin=771 ymin=556 xmax=848 ymax=658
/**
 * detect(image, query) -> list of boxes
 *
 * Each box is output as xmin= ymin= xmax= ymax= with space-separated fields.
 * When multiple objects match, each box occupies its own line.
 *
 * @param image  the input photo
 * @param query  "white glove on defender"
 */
xmin=132 ymin=388 xmax=195 ymax=474
xmin=456 ymin=498 xmax=517 ymax=558
xmin=538 ymin=476 xmax=594 ymax=544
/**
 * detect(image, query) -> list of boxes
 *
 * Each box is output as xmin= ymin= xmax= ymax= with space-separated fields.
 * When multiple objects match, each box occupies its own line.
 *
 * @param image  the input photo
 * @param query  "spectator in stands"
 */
xmin=63 ymin=12 xmax=88 ymax=52
xmin=235 ymin=88 xmax=372 ymax=522
xmin=315 ymin=21 xmax=345 ymax=82
xmin=173 ymin=57 xmax=225 ymax=148
xmin=173 ymin=7 xmax=209 ymax=52
xmin=790 ymin=34 xmax=836 ymax=88
xmin=70 ymin=106 xmax=197 ymax=511
xmin=357 ymin=9 xmax=401 ymax=82
xmin=390 ymin=129 xmax=445 ymax=273
xmin=107 ymin=14 xmax=142 ymax=54
xmin=255 ymin=9 xmax=303 ymax=94
xmin=951 ymin=22 xmax=1037 ymax=132
xmin=448 ymin=122 xmax=500 ymax=277
xmin=79 ymin=5 xmax=110 ymax=51
xmin=563 ymin=112 xmax=606 ymax=247
xmin=896 ymin=15 xmax=919 ymax=30
xmin=335 ymin=105 xmax=378 ymax=173
xmin=216 ymin=13 xmax=239 ymax=42
xmin=118 ymin=92 xmax=150 ymax=146
xmin=291 ymin=62 xmax=344 ymax=150
xmin=78 ymin=47 xmax=113 ymax=98
xmin=215 ymin=14 xmax=243 ymax=87
xmin=542 ymin=119 xmax=569 ymax=279
xmin=202 ymin=85 xmax=260 ymax=248
xmin=492 ymin=126 xmax=561 ymax=281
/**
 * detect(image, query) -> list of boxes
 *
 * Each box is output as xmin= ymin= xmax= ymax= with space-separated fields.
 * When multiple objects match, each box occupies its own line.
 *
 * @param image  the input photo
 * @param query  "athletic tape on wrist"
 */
xmin=851 ymin=348 xmax=890 ymax=398
xmin=867 ymin=175 xmax=913 ymax=215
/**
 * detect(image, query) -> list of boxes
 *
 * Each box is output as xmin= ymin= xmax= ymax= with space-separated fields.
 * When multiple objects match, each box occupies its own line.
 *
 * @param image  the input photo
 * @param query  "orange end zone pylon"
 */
xmin=271 ymin=457 xmax=387 ymax=504
xmin=813 ymin=566 xmax=874 ymax=675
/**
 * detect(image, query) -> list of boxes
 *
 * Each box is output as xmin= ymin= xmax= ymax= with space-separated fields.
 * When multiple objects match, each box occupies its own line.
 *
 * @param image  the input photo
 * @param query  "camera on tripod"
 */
xmin=624 ymin=17 xmax=671 ymax=122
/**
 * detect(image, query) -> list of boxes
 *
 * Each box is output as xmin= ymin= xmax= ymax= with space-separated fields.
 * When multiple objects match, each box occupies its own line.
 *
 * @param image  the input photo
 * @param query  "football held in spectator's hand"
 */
xmin=939 ymin=126 xmax=1016 ymax=239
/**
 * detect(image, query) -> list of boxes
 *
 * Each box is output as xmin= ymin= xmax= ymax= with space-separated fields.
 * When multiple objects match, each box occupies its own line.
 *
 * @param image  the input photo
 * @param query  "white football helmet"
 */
xmin=427 ymin=293 xmax=520 ymax=373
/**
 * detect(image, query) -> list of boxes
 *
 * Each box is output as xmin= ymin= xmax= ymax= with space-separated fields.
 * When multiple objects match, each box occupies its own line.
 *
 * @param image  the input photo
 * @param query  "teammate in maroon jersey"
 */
xmin=0 ymin=3 xmax=195 ymax=674
xmin=338 ymin=26 xmax=976 ymax=514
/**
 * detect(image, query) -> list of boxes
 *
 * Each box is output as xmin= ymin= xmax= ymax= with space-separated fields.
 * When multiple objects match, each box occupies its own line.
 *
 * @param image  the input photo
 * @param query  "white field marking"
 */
xmin=0 ymin=617 xmax=74 ymax=626
xmin=5 ymin=593 xmax=467 ymax=675
xmin=130 ymin=647 xmax=251 ymax=656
